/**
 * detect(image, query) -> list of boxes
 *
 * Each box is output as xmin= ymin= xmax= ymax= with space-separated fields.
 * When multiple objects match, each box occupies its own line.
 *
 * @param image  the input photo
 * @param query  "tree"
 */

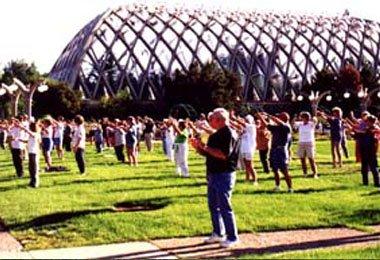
xmin=33 ymin=80 xmax=82 ymax=118
xmin=0 ymin=60 xmax=41 ymax=116
xmin=1 ymin=60 xmax=40 ymax=85
xmin=164 ymin=62 xmax=243 ymax=114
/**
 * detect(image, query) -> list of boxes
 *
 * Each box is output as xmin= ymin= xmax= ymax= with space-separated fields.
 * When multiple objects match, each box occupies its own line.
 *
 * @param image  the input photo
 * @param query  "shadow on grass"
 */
xmin=7 ymin=197 xmax=172 ymax=231
xmin=91 ymin=159 xmax=169 ymax=167
xmin=364 ymin=190 xmax=380 ymax=196
xmin=339 ymin=209 xmax=380 ymax=225
xmin=234 ymin=185 xmax=351 ymax=196
xmin=107 ymin=181 xmax=207 ymax=193
xmin=46 ymin=174 xmax=205 ymax=188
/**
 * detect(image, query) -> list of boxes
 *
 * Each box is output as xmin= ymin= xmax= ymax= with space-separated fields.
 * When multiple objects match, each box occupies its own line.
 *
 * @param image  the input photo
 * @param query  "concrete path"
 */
xmin=0 ymin=221 xmax=22 ymax=252
xmin=1 ymin=225 xmax=379 ymax=259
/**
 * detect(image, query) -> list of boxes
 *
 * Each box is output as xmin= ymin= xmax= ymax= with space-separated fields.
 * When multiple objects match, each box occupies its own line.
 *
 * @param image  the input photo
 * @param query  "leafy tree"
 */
xmin=33 ymin=80 xmax=82 ymax=118
xmin=0 ymin=60 xmax=41 ymax=116
xmin=306 ymin=67 xmax=337 ymax=93
xmin=335 ymin=63 xmax=361 ymax=94
xmin=2 ymin=60 xmax=40 ymax=85
xmin=164 ymin=62 xmax=243 ymax=114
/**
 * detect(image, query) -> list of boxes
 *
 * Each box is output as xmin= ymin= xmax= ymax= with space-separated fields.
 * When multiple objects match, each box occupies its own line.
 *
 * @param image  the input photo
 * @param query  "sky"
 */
xmin=1 ymin=0 xmax=380 ymax=74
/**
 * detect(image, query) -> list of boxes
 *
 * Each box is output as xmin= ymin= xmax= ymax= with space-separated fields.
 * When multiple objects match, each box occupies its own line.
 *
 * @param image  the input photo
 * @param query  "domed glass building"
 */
xmin=49 ymin=4 xmax=380 ymax=101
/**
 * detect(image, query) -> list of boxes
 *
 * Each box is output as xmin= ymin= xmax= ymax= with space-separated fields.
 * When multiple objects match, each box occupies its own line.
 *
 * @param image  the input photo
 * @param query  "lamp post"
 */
xmin=358 ymin=86 xmax=380 ymax=112
xmin=13 ymin=78 xmax=49 ymax=118
xmin=0 ymin=83 xmax=22 ymax=117
xmin=297 ymin=90 xmax=332 ymax=116
xmin=0 ymin=78 xmax=48 ymax=118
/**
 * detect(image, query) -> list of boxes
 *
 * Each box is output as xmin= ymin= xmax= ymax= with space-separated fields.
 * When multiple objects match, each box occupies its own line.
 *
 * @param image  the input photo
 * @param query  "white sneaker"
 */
xmin=273 ymin=186 xmax=281 ymax=192
xmin=204 ymin=234 xmax=226 ymax=244
xmin=220 ymin=239 xmax=239 ymax=248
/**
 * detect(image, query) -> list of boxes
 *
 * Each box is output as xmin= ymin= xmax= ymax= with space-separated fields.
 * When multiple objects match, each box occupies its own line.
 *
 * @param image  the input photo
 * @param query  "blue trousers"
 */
xmin=207 ymin=172 xmax=238 ymax=241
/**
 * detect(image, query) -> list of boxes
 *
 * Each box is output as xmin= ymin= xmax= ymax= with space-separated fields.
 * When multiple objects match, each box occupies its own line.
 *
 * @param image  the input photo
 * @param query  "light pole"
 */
xmin=0 ymin=83 xmax=22 ymax=117
xmin=0 ymin=79 xmax=48 ymax=118
xmin=297 ymin=90 xmax=332 ymax=115
xmin=358 ymin=86 xmax=380 ymax=112
xmin=13 ymin=78 xmax=49 ymax=118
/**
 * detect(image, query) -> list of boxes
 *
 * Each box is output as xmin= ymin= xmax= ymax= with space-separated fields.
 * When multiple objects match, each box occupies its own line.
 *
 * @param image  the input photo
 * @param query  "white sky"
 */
xmin=1 ymin=0 xmax=380 ymax=74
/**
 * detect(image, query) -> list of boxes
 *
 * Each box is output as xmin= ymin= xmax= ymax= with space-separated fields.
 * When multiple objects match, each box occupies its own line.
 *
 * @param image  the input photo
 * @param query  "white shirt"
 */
xmin=72 ymin=125 xmax=86 ymax=149
xmin=28 ymin=133 xmax=41 ymax=154
xmin=165 ymin=126 xmax=175 ymax=143
xmin=240 ymin=123 xmax=257 ymax=153
xmin=295 ymin=121 xmax=315 ymax=143
xmin=41 ymin=126 xmax=53 ymax=139
xmin=9 ymin=127 xmax=26 ymax=149
xmin=53 ymin=122 xmax=65 ymax=139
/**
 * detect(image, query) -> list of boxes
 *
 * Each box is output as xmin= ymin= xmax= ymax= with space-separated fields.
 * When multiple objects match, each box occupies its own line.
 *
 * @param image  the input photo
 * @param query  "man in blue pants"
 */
xmin=190 ymin=108 xmax=240 ymax=248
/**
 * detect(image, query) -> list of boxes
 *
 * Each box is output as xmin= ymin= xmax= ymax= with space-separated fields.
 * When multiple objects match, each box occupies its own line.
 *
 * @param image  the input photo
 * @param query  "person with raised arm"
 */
xmin=231 ymin=113 xmax=258 ymax=184
xmin=40 ymin=118 xmax=54 ymax=171
xmin=346 ymin=115 xmax=379 ymax=189
xmin=317 ymin=108 xmax=345 ymax=167
xmin=256 ymin=118 xmax=271 ymax=174
xmin=52 ymin=116 xmax=65 ymax=160
xmin=8 ymin=117 xmax=28 ymax=177
xmin=72 ymin=115 xmax=86 ymax=175
xmin=256 ymin=112 xmax=293 ymax=192
xmin=293 ymin=111 xmax=319 ymax=178
xmin=171 ymin=118 xmax=190 ymax=177
xmin=125 ymin=116 xmax=138 ymax=166
xmin=190 ymin=108 xmax=240 ymax=248
xmin=17 ymin=120 xmax=41 ymax=187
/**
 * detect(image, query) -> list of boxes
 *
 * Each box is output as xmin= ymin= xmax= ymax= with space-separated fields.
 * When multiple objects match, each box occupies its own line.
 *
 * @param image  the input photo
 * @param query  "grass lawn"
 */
xmin=0 ymin=139 xmax=379 ymax=250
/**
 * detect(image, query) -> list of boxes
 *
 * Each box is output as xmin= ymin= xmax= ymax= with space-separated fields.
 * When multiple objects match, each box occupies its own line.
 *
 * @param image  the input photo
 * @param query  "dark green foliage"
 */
xmin=1 ymin=60 xmax=40 ymax=85
xmin=33 ymin=80 xmax=82 ymax=118
xmin=164 ymin=62 xmax=243 ymax=114
xmin=81 ymin=90 xmax=165 ymax=119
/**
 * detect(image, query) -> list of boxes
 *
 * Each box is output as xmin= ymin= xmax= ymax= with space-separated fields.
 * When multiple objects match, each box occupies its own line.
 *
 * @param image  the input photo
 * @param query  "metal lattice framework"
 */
xmin=50 ymin=4 xmax=380 ymax=101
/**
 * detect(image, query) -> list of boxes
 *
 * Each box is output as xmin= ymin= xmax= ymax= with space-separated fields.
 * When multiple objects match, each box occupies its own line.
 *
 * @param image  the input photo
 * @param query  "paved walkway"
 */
xmin=1 ymin=225 xmax=379 ymax=259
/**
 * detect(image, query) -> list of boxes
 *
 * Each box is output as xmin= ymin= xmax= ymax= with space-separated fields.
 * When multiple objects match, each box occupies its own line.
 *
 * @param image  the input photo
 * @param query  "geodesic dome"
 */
xmin=50 ymin=4 xmax=380 ymax=101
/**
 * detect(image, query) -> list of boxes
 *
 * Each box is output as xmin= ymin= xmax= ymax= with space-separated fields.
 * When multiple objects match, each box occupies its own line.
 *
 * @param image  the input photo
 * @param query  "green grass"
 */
xmin=0 ymin=139 xmax=379 ymax=251
xmin=240 ymin=245 xmax=380 ymax=259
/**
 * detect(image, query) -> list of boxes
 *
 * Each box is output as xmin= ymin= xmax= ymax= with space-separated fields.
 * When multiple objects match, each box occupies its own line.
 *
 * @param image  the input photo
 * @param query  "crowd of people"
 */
xmin=0 ymin=108 xmax=380 ymax=190
xmin=0 ymin=106 xmax=380 ymax=247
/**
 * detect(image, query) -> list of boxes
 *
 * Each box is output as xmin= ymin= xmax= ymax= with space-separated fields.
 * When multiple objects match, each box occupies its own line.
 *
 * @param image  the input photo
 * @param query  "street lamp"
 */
xmin=307 ymin=90 xmax=332 ymax=116
xmin=0 ymin=83 xmax=22 ymax=117
xmin=343 ymin=92 xmax=351 ymax=99
xmin=359 ymin=86 xmax=380 ymax=111
xmin=13 ymin=77 xmax=49 ymax=118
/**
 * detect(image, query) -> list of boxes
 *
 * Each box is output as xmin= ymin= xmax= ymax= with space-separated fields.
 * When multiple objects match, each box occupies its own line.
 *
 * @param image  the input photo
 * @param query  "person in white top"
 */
xmin=0 ymin=120 xmax=9 ymax=149
xmin=72 ymin=115 xmax=86 ymax=174
xmin=293 ymin=112 xmax=318 ymax=178
xmin=52 ymin=116 xmax=65 ymax=160
xmin=18 ymin=121 xmax=41 ymax=188
xmin=163 ymin=119 xmax=175 ymax=162
xmin=41 ymin=118 xmax=54 ymax=170
xmin=9 ymin=118 xmax=28 ymax=177
xmin=233 ymin=114 xmax=258 ymax=184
